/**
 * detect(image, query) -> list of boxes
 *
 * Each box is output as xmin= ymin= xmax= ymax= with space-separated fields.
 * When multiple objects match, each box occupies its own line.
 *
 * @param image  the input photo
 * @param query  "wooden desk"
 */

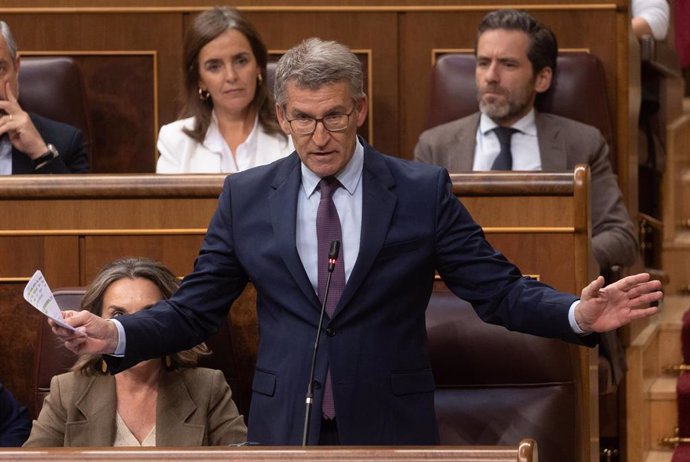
xmin=0 ymin=441 xmax=537 ymax=462
xmin=0 ymin=170 xmax=592 ymax=460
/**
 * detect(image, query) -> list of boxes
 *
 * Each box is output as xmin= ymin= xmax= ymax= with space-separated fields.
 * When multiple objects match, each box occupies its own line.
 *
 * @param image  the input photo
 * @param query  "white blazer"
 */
xmin=156 ymin=116 xmax=293 ymax=173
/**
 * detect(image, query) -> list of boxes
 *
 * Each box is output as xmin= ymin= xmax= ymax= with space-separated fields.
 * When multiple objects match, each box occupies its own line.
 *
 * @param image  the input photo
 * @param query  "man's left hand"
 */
xmin=575 ymin=273 xmax=663 ymax=333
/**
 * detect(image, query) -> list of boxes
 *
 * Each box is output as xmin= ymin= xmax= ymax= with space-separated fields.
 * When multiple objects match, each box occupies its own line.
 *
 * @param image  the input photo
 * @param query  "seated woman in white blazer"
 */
xmin=156 ymin=7 xmax=292 ymax=174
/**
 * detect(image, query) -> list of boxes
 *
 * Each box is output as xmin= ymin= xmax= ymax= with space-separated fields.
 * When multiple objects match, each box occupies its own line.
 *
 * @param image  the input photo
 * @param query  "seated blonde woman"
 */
xmin=24 ymin=257 xmax=247 ymax=447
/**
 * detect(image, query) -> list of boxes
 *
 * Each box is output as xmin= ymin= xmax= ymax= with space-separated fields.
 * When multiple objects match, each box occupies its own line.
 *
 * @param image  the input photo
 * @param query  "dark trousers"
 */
xmin=318 ymin=418 xmax=339 ymax=445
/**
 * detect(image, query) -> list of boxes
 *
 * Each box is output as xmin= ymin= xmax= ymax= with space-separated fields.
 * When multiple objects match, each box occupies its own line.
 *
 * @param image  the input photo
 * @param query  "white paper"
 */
xmin=23 ymin=270 xmax=84 ymax=335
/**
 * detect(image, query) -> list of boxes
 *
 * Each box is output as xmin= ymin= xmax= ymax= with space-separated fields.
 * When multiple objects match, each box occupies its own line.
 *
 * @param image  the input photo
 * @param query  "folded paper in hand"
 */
xmin=23 ymin=270 xmax=84 ymax=335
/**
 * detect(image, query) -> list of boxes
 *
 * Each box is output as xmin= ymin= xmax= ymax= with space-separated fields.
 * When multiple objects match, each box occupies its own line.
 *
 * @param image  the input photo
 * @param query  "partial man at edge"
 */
xmin=0 ymin=382 xmax=31 ymax=447
xmin=0 ymin=21 xmax=88 ymax=174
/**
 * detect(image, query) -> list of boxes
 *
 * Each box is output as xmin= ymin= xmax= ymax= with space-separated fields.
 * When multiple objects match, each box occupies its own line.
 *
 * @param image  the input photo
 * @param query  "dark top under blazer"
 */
xmin=0 ymin=383 xmax=31 ymax=447
xmin=11 ymin=113 xmax=88 ymax=174
xmin=110 ymin=140 xmax=596 ymax=445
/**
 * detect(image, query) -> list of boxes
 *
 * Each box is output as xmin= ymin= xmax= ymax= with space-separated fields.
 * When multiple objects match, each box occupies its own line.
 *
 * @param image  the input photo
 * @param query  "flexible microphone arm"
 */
xmin=302 ymin=239 xmax=340 ymax=446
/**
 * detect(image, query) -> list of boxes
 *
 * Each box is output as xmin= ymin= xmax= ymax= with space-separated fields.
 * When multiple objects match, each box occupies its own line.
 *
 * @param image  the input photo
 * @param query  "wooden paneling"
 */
xmin=2 ymin=1 xmax=629 ymax=184
xmin=81 ymin=235 xmax=204 ymax=281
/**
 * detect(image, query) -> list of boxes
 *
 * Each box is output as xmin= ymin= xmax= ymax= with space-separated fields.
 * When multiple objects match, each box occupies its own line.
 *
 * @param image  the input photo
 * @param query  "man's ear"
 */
xmin=534 ymin=66 xmax=553 ymax=94
xmin=355 ymin=94 xmax=368 ymax=128
xmin=275 ymin=104 xmax=291 ymax=134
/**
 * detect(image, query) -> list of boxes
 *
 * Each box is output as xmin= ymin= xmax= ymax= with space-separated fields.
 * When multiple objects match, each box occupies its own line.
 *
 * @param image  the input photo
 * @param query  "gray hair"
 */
xmin=274 ymin=38 xmax=364 ymax=108
xmin=0 ymin=21 xmax=18 ymax=61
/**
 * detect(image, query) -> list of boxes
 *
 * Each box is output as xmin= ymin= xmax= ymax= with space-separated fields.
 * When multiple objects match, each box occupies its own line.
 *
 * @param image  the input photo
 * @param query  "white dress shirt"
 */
xmin=156 ymin=113 xmax=293 ymax=173
xmin=296 ymin=139 xmax=364 ymax=292
xmin=0 ymin=135 xmax=12 ymax=175
xmin=473 ymin=109 xmax=541 ymax=171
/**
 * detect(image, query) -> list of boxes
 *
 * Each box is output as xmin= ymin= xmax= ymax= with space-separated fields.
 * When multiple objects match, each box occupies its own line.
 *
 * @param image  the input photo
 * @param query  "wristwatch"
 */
xmin=32 ymin=144 xmax=59 ymax=170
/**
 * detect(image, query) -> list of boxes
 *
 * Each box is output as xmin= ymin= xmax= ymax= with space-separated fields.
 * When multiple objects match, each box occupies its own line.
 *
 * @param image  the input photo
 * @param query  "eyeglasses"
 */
xmin=286 ymin=106 xmax=356 ymax=135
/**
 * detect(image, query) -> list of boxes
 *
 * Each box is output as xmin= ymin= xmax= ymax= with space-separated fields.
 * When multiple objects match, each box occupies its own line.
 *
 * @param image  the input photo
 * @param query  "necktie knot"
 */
xmin=490 ymin=126 xmax=520 ymax=171
xmin=493 ymin=126 xmax=519 ymax=147
xmin=319 ymin=177 xmax=341 ymax=200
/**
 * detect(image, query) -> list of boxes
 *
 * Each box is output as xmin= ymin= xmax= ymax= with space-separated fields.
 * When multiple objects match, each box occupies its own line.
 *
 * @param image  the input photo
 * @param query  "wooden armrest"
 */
xmin=639 ymin=36 xmax=682 ymax=77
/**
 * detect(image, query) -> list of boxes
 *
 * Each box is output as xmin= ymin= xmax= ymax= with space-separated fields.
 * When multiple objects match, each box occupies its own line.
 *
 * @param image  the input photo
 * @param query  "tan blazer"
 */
xmin=23 ymin=367 xmax=247 ymax=447
xmin=414 ymin=111 xmax=638 ymax=270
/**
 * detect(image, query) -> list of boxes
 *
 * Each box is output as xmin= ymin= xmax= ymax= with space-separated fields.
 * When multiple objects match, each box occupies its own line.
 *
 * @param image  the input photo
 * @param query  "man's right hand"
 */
xmin=50 ymin=310 xmax=119 ymax=355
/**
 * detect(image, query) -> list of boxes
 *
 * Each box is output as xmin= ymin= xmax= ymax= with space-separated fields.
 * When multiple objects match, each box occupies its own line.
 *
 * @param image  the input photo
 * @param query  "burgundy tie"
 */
xmin=316 ymin=177 xmax=344 ymax=419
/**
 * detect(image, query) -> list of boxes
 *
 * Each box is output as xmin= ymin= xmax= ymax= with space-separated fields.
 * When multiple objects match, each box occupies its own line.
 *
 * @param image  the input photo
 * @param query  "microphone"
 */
xmin=302 ymin=239 xmax=340 ymax=446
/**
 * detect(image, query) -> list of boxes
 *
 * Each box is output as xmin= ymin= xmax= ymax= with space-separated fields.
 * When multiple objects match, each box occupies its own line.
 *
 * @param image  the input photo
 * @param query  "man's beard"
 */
xmin=477 ymin=85 xmax=532 ymax=124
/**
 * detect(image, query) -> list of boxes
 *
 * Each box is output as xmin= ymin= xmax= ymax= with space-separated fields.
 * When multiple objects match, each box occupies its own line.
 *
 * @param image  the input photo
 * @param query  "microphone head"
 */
xmin=329 ymin=240 xmax=341 ymax=260
xmin=327 ymin=240 xmax=340 ymax=272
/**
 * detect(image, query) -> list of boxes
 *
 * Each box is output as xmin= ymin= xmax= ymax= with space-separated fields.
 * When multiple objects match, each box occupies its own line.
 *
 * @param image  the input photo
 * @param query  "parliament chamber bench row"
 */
xmin=0 ymin=169 xmax=593 ymax=462
xmin=18 ymin=50 xmax=615 ymax=176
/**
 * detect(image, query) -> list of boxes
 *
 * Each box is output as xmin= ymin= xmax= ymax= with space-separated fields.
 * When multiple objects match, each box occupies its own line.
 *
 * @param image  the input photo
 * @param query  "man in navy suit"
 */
xmin=54 ymin=38 xmax=662 ymax=445
xmin=0 ymin=382 xmax=30 ymax=447
xmin=0 ymin=21 xmax=87 ymax=174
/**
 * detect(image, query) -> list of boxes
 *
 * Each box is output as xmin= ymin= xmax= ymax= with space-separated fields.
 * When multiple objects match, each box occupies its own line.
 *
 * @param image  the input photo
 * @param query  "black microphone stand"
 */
xmin=302 ymin=240 xmax=340 ymax=446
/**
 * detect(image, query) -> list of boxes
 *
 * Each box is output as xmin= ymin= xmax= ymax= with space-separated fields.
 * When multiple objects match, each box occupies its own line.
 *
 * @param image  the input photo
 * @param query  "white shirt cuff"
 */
xmin=568 ymin=300 xmax=590 ymax=335
xmin=108 ymin=318 xmax=126 ymax=356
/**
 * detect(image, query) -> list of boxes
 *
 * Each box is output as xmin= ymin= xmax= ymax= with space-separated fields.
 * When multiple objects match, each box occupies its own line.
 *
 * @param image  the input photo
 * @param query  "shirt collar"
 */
xmin=479 ymin=108 xmax=537 ymax=136
xmin=301 ymin=137 xmax=364 ymax=198
xmin=203 ymin=110 xmax=260 ymax=153
xmin=0 ymin=134 xmax=12 ymax=175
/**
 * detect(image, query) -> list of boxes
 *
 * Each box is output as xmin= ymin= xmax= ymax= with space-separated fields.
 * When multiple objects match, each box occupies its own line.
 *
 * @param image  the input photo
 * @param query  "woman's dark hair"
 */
xmin=179 ymin=6 xmax=283 ymax=142
xmin=72 ymin=257 xmax=210 ymax=375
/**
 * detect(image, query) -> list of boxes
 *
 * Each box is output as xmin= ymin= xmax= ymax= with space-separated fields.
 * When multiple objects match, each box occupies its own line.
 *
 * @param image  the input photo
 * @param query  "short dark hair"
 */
xmin=477 ymin=9 xmax=558 ymax=76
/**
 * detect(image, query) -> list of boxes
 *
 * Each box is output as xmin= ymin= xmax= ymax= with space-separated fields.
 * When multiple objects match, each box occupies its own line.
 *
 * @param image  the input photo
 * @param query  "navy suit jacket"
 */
xmin=0 ymin=383 xmax=31 ymax=447
xmin=11 ymin=113 xmax=88 ymax=174
xmin=113 ymin=141 xmax=594 ymax=445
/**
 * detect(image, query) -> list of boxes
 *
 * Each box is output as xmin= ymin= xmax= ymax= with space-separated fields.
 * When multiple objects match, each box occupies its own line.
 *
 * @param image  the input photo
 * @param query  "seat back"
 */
xmin=426 ymin=52 xmax=615 ymax=168
xmin=17 ymin=56 xmax=93 ymax=167
xmin=426 ymin=283 xmax=578 ymax=462
xmin=32 ymin=287 xmax=255 ymax=421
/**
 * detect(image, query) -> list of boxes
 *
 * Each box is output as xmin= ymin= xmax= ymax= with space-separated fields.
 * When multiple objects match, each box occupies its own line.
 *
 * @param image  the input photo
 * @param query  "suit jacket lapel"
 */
xmin=334 ymin=144 xmax=397 ymax=316
xmin=268 ymin=153 xmax=321 ymax=307
xmin=156 ymin=369 xmax=205 ymax=446
xmin=536 ymin=113 xmax=567 ymax=171
xmin=455 ymin=113 xmax=480 ymax=171
xmin=68 ymin=375 xmax=117 ymax=446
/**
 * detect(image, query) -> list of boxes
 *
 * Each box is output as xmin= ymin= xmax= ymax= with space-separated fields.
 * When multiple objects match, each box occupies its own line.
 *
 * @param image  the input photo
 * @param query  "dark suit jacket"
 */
xmin=414 ymin=112 xmax=638 ymax=270
xmin=11 ymin=113 xmax=88 ymax=174
xmin=23 ymin=368 xmax=246 ymax=447
xmin=0 ymin=383 xmax=31 ymax=447
xmin=111 ymin=141 xmax=595 ymax=445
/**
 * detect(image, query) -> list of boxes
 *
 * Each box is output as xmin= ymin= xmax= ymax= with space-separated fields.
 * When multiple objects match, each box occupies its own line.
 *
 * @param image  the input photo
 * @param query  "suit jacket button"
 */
xmin=326 ymin=328 xmax=336 ymax=337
